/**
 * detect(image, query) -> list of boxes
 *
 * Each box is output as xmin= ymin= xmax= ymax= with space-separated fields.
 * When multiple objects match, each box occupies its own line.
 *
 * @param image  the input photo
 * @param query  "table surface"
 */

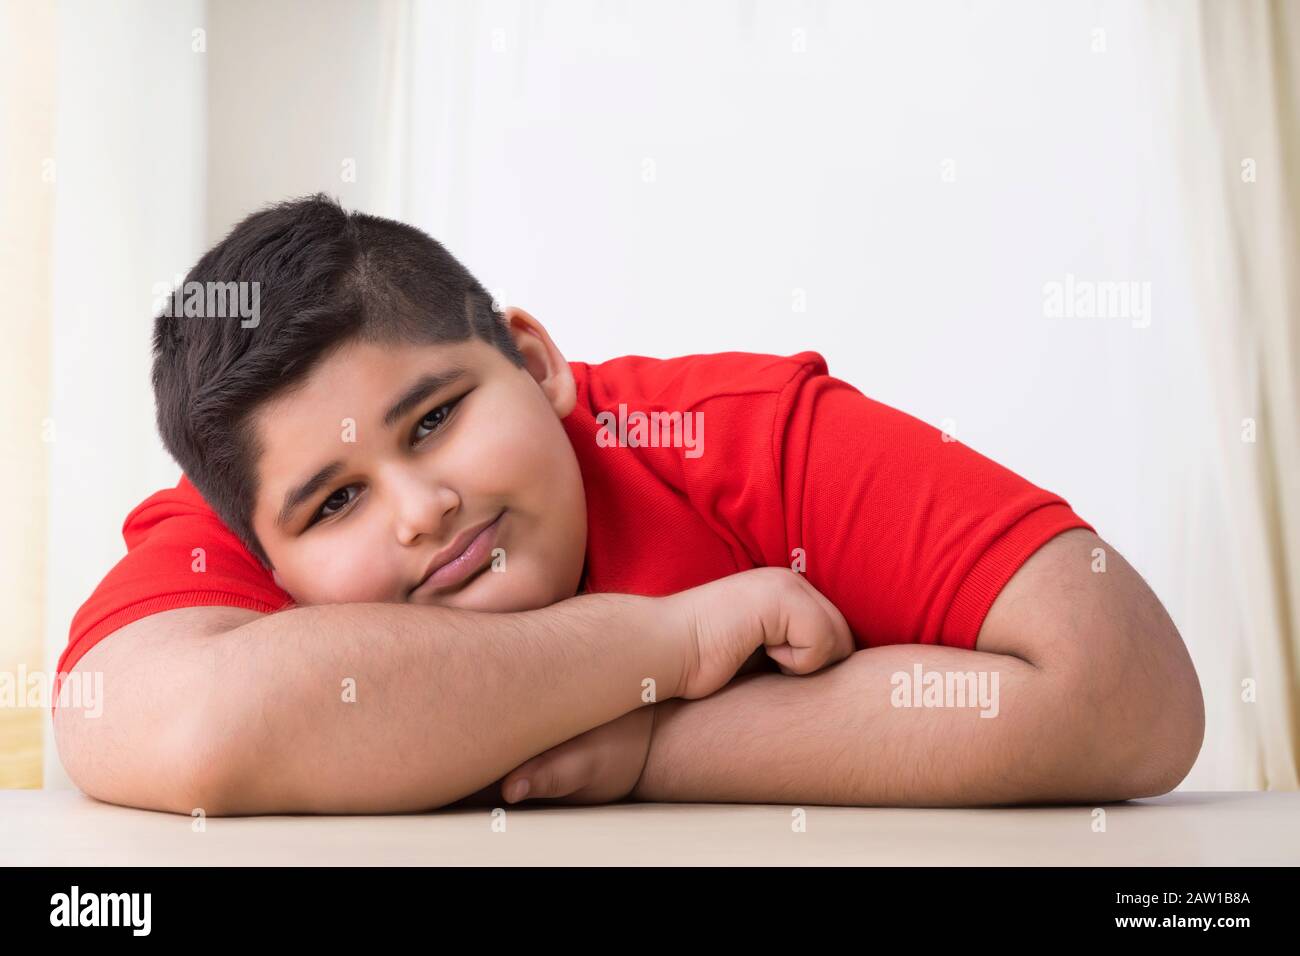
xmin=2 ymin=789 xmax=1296 ymax=866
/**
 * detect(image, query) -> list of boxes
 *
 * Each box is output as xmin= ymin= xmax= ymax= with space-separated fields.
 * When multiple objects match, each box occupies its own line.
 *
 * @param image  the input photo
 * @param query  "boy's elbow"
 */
xmin=1090 ymin=628 xmax=1206 ymax=802
xmin=1044 ymin=617 xmax=1205 ymax=804
xmin=171 ymin=699 xmax=254 ymax=817
xmin=1120 ymin=672 xmax=1206 ymax=799
xmin=55 ymin=695 xmax=241 ymax=818
xmin=171 ymin=738 xmax=241 ymax=818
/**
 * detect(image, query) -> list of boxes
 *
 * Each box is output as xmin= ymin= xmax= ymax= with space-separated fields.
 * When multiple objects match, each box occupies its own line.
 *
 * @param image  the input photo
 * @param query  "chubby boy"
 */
xmin=53 ymin=195 xmax=1204 ymax=815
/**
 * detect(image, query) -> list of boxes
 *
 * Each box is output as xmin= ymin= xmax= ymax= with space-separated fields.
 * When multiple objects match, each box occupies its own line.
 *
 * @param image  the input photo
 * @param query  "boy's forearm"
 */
xmin=205 ymin=594 xmax=682 ymax=815
xmin=634 ymin=644 xmax=1138 ymax=807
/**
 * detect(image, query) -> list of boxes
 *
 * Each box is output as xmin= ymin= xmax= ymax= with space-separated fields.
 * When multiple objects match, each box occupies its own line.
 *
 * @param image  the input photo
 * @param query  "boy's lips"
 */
xmin=410 ymin=511 xmax=504 ymax=597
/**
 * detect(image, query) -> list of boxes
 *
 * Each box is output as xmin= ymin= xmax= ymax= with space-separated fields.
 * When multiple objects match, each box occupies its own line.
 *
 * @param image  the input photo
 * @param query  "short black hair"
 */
xmin=151 ymin=193 xmax=525 ymax=568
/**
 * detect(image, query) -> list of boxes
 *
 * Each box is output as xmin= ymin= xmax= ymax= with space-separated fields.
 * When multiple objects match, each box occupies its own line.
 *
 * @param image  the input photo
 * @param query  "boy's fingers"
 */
xmin=812 ymin=592 xmax=855 ymax=660
xmin=503 ymin=748 xmax=593 ymax=803
xmin=792 ymin=574 xmax=855 ymax=660
xmin=766 ymin=643 xmax=797 ymax=672
xmin=767 ymin=638 xmax=828 ymax=675
xmin=766 ymin=630 xmax=843 ymax=675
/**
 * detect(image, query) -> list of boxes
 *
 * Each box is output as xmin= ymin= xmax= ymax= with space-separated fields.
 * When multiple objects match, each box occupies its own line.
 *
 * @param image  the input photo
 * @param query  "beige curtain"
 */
xmin=0 ymin=0 xmax=56 ymax=788
xmin=1169 ymin=0 xmax=1300 ymax=788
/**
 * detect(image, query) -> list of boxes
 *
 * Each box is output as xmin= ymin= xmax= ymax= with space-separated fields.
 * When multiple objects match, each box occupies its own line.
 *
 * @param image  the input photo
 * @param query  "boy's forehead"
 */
xmin=269 ymin=337 xmax=496 ymax=412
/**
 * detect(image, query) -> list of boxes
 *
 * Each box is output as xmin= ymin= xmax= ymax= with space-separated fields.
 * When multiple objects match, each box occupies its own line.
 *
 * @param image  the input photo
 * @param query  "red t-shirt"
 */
xmin=55 ymin=350 xmax=1093 ymax=710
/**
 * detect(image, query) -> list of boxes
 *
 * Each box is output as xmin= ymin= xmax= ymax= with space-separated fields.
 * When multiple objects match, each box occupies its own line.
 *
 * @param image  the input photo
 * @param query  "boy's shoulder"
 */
xmin=119 ymin=471 xmax=222 ymax=544
xmin=572 ymin=349 xmax=830 ymax=410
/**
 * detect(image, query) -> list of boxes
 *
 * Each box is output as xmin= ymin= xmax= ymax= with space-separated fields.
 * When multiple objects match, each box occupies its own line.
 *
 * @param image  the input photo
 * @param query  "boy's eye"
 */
xmin=306 ymin=395 xmax=465 ymax=529
xmin=313 ymin=485 xmax=359 ymax=524
xmin=413 ymin=396 xmax=462 ymax=443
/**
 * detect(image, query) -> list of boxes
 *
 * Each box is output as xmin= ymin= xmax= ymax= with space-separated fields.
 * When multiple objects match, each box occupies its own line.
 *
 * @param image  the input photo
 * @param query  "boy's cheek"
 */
xmin=278 ymin=546 xmax=404 ymax=605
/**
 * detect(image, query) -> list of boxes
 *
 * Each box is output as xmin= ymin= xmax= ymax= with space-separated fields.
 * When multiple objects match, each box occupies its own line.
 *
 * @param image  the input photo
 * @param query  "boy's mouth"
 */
xmin=410 ymin=510 xmax=505 ymax=598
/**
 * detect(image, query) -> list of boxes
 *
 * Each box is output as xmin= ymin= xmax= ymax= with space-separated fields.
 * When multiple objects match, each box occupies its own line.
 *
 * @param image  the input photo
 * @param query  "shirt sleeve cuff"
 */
xmin=940 ymin=502 xmax=1095 ymax=651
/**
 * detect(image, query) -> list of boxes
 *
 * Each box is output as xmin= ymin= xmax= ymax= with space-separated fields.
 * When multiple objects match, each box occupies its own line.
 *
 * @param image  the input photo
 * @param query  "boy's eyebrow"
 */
xmin=277 ymin=461 xmax=346 ymax=529
xmin=380 ymin=366 xmax=468 ymax=428
xmin=276 ymin=365 xmax=469 ymax=529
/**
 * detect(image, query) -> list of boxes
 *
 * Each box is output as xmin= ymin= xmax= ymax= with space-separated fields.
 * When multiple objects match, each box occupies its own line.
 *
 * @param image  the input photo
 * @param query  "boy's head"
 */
xmin=152 ymin=194 xmax=588 ymax=612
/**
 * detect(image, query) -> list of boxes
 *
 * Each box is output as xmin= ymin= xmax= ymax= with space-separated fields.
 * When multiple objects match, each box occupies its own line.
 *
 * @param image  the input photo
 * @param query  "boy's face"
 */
xmin=248 ymin=307 xmax=588 ymax=612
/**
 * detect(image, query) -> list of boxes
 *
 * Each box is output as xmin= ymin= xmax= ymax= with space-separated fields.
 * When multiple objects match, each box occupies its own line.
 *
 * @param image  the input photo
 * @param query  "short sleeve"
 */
xmin=55 ymin=477 xmax=294 ymax=710
xmin=777 ymin=363 xmax=1094 ymax=651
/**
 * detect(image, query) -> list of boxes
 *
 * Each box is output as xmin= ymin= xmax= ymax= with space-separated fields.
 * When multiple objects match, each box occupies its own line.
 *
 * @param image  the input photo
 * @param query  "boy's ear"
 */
xmin=502 ymin=306 xmax=576 ymax=418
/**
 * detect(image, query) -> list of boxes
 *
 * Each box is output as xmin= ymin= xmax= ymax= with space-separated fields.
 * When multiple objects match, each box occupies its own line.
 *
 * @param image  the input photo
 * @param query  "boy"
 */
xmin=53 ymin=195 xmax=1204 ymax=814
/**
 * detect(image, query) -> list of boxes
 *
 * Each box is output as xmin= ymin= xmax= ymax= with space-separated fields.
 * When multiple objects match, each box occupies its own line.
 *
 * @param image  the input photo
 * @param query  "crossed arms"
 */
xmin=53 ymin=528 xmax=1203 ymax=815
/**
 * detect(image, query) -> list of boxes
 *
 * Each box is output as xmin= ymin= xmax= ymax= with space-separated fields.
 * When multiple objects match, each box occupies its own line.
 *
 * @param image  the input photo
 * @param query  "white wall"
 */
xmin=404 ymin=0 xmax=1198 ymax=544
xmin=205 ymin=0 xmax=407 ymax=239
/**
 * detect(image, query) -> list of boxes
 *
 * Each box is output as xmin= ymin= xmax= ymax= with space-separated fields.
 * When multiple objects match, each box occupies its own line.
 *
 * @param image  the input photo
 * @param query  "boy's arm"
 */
xmin=56 ymin=592 xmax=686 ymax=816
xmin=634 ymin=530 xmax=1205 ymax=806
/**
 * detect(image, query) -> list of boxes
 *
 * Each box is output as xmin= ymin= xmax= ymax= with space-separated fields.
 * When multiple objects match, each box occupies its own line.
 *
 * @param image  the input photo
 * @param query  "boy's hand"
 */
xmin=668 ymin=567 xmax=855 ymax=699
xmin=500 ymin=705 xmax=655 ymax=805
xmin=471 ymin=569 xmax=851 ymax=808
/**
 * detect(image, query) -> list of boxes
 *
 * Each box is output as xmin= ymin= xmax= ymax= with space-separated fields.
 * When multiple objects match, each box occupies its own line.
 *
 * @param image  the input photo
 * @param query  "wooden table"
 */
xmin=2 ymin=789 xmax=1295 ymax=866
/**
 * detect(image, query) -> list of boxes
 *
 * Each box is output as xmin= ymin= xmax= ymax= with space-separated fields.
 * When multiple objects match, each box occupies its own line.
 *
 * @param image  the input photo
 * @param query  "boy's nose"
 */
xmin=391 ymin=479 xmax=461 ymax=548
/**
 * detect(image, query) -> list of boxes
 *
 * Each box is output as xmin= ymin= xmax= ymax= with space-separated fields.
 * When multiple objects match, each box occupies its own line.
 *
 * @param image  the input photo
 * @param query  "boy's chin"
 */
xmin=409 ymin=572 xmax=574 ymax=613
xmin=286 ymin=564 xmax=579 ymax=611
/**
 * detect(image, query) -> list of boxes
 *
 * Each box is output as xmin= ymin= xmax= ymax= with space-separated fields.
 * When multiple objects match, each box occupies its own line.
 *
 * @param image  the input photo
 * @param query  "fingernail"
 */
xmin=508 ymin=779 xmax=530 ymax=802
